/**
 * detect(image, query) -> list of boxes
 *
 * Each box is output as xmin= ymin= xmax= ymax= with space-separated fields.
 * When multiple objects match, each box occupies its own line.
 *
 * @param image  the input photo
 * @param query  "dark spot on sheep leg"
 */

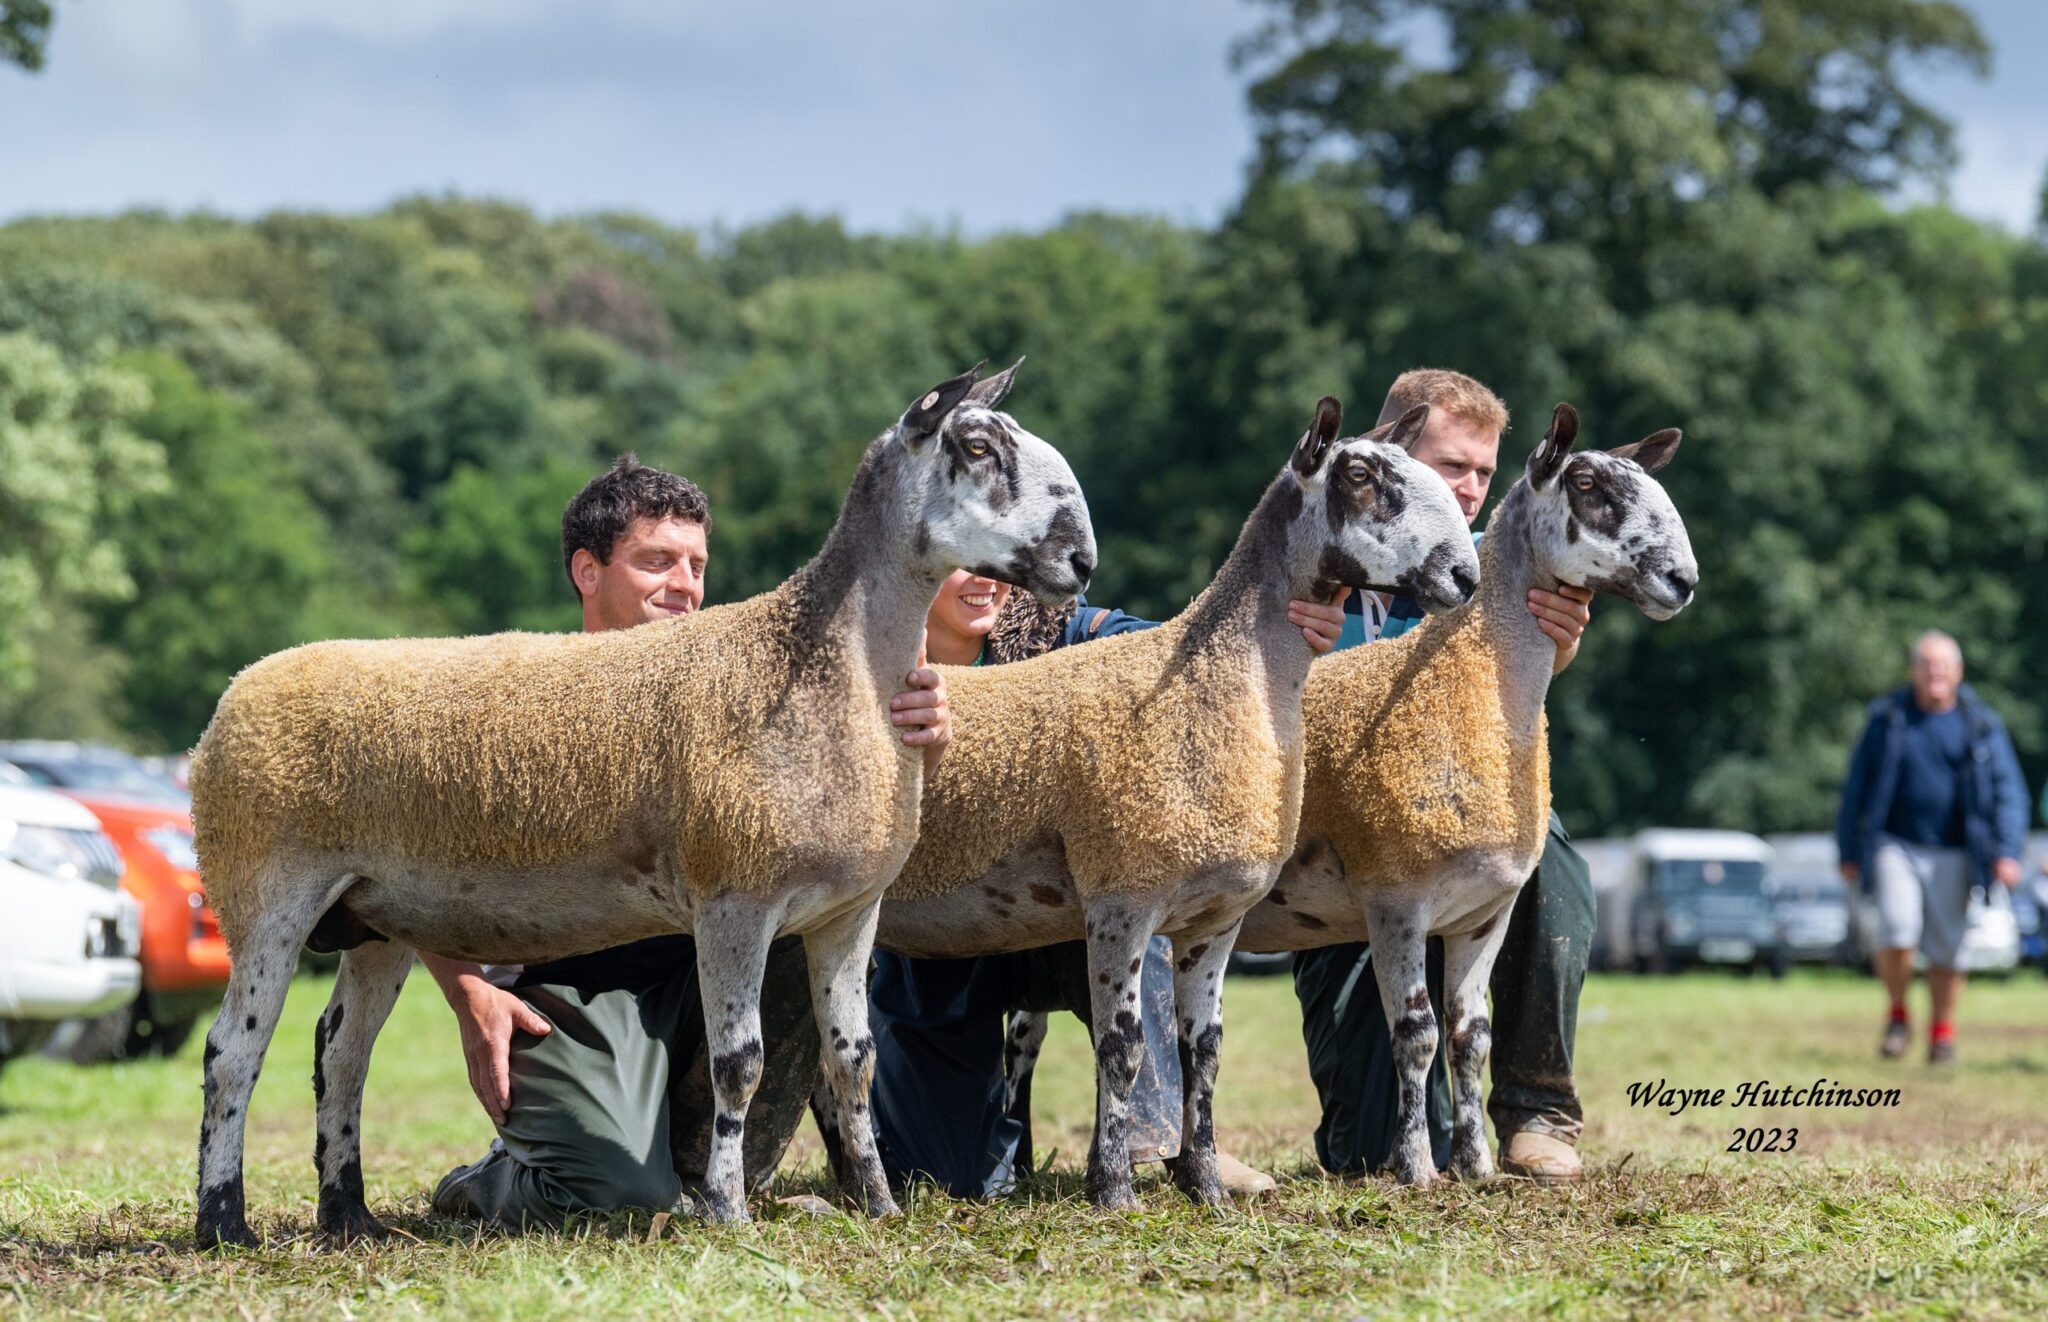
xmin=1389 ymin=988 xmax=1440 ymax=1186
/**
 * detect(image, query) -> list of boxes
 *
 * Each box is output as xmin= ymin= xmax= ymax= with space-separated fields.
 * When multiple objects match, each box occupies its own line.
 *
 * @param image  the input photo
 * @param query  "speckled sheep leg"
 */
xmin=691 ymin=896 xmax=781 ymax=1223
xmin=1163 ymin=921 xmax=1239 ymax=1206
xmin=1082 ymin=899 xmax=1159 ymax=1211
xmin=196 ymin=885 xmax=329 ymax=1248
xmin=311 ymin=939 xmax=415 ymax=1242
xmin=1361 ymin=898 xmax=1439 ymax=1186
xmin=1001 ymin=1011 xmax=1048 ymax=1118
xmin=803 ymin=898 xmax=899 ymax=1216
xmin=1442 ymin=906 xmax=1513 ymax=1182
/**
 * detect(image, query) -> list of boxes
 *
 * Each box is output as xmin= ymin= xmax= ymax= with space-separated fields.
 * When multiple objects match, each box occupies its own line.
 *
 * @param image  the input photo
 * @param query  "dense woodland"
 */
xmin=3 ymin=0 xmax=2045 ymax=834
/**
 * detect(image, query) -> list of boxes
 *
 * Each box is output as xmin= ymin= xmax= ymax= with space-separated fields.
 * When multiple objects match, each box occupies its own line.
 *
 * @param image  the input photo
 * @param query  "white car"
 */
xmin=0 ymin=777 xmax=143 ymax=1076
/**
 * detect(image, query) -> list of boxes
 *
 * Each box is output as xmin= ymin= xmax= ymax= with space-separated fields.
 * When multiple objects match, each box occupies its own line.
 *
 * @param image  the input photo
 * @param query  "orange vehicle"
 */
xmin=54 ymin=793 xmax=229 ymax=1060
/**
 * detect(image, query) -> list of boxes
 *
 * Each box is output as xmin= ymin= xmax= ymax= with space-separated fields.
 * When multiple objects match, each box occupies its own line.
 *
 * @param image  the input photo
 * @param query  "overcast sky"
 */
xmin=4 ymin=0 xmax=2042 ymax=235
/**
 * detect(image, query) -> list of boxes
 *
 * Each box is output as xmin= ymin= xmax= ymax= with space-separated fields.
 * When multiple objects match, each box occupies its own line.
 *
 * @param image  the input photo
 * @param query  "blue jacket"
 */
xmin=1060 ymin=597 xmax=1156 ymax=647
xmin=1835 ymin=684 xmax=2029 ymax=894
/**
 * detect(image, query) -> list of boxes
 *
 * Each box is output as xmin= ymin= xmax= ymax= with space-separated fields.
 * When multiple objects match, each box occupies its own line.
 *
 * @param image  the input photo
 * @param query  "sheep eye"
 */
xmin=1344 ymin=463 xmax=1370 ymax=485
xmin=963 ymin=437 xmax=990 ymax=458
xmin=1571 ymin=471 xmax=1595 ymax=492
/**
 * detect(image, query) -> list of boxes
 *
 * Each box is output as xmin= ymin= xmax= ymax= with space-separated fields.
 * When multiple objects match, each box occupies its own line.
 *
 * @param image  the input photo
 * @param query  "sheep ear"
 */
xmin=1382 ymin=402 xmax=1430 ymax=451
xmin=1527 ymin=402 xmax=1578 ymax=488
xmin=1291 ymin=396 xmax=1344 ymax=479
xmin=1608 ymin=427 xmax=1681 ymax=474
xmin=899 ymin=362 xmax=985 ymax=447
xmin=964 ymin=356 xmax=1023 ymax=410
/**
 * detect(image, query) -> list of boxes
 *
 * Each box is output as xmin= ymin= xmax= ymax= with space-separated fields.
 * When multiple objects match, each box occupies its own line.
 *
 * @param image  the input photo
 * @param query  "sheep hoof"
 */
xmin=1391 ymin=1159 xmax=1442 ymax=1189
xmin=196 ymin=1220 xmax=260 ymax=1251
xmin=1086 ymin=1183 xmax=1142 ymax=1212
xmin=317 ymin=1206 xmax=388 ymax=1246
xmin=1452 ymin=1152 xmax=1495 ymax=1183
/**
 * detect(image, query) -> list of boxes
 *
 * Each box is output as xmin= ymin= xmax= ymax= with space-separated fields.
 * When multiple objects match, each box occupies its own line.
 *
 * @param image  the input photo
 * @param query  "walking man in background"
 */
xmin=1836 ymin=631 xmax=2027 ymax=1064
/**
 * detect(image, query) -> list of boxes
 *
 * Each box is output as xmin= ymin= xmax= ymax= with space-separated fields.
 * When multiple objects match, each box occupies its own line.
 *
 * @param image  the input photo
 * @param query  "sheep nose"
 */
xmin=1451 ymin=562 xmax=1479 ymax=600
xmin=1068 ymin=548 xmax=1096 ymax=585
xmin=1664 ymin=567 xmax=1697 ymax=598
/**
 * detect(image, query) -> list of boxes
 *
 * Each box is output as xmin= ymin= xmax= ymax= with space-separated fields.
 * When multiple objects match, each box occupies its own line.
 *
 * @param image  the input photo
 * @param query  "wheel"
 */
xmin=54 ymin=996 xmax=200 ymax=1064
xmin=1766 ymin=949 xmax=1790 ymax=980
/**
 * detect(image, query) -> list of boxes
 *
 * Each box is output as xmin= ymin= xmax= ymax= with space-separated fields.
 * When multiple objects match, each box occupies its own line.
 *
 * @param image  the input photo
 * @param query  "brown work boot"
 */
xmin=1499 ymin=1130 xmax=1582 ymax=1184
xmin=1216 ymin=1151 xmax=1278 ymax=1200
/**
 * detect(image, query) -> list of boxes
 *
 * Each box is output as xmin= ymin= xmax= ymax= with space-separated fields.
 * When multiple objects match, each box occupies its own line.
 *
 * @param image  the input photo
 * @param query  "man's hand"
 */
xmin=1529 ymin=585 xmax=1594 ymax=674
xmin=421 ymin=953 xmax=551 ymax=1125
xmin=1993 ymin=857 xmax=2022 ymax=888
xmin=1288 ymin=586 xmax=1349 ymax=655
xmin=1839 ymin=861 xmax=1861 ymax=883
xmin=892 ymin=650 xmax=952 ymax=773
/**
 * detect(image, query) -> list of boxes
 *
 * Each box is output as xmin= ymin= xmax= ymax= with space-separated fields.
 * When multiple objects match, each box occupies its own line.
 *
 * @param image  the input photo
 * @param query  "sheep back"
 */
xmin=893 ymin=621 xmax=1300 ymax=900
xmin=190 ymin=588 xmax=918 ymax=940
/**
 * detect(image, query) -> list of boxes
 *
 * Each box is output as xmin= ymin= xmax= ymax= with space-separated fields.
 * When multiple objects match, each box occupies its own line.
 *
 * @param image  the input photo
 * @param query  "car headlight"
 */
xmin=0 ymin=820 xmax=126 ymax=888
xmin=143 ymin=824 xmax=199 ymax=872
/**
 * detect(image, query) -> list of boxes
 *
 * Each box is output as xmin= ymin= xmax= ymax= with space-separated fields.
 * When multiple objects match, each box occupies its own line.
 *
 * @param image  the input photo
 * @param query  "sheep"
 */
xmin=872 ymin=397 xmax=1480 ymax=1210
xmin=187 ymin=361 xmax=1098 ymax=1247
xmin=1226 ymin=403 xmax=1698 ymax=1186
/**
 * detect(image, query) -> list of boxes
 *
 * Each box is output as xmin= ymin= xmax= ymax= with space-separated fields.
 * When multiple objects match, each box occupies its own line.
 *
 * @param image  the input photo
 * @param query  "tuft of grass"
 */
xmin=2 ymin=967 xmax=2044 ymax=1318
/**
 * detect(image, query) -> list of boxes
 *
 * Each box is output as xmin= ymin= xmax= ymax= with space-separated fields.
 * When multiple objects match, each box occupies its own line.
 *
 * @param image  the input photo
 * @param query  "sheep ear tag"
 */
xmin=1292 ymin=395 xmax=1344 ymax=479
xmin=900 ymin=362 xmax=986 ymax=446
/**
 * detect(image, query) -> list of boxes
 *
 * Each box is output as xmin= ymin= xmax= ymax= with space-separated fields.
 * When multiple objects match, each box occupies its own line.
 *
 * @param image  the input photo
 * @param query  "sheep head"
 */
xmin=893 ymin=359 xmax=1097 ymax=607
xmin=1523 ymin=403 xmax=1696 ymax=620
xmin=1290 ymin=397 xmax=1480 ymax=613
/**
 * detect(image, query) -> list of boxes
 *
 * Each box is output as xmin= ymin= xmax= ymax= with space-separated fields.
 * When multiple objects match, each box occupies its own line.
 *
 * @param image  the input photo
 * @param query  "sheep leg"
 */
xmin=312 ymin=939 xmax=415 ymax=1242
xmin=803 ymin=898 xmax=900 ymax=1217
xmin=807 ymin=1077 xmax=846 ymax=1189
xmin=1442 ymin=908 xmax=1513 ymax=1182
xmin=1162 ymin=921 xmax=1239 ymax=1206
xmin=1082 ymin=898 xmax=1159 ymax=1211
xmin=1001 ymin=1010 xmax=1048 ymax=1118
xmin=692 ymin=895 xmax=782 ymax=1223
xmin=1360 ymin=898 xmax=1440 ymax=1186
xmin=196 ymin=885 xmax=331 ymax=1248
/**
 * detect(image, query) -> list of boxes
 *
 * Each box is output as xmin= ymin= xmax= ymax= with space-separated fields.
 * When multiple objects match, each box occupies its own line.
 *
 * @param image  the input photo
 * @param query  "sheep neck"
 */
xmin=779 ymin=443 xmax=941 ymax=710
xmin=1170 ymin=472 xmax=1322 ymax=701
xmin=1461 ymin=479 xmax=1560 ymax=744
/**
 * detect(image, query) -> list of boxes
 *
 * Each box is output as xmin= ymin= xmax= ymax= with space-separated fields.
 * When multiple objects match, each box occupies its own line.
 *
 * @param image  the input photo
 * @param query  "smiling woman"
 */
xmin=924 ymin=571 xmax=1014 ymax=666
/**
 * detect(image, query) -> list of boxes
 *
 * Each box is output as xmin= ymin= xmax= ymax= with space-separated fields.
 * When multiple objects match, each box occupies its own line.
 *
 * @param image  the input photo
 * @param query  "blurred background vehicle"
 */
xmin=1764 ymin=834 xmax=1854 ymax=966
xmin=1591 ymin=830 xmax=1785 ymax=977
xmin=0 ymin=744 xmax=228 ymax=1059
xmin=0 ymin=766 xmax=142 ymax=1082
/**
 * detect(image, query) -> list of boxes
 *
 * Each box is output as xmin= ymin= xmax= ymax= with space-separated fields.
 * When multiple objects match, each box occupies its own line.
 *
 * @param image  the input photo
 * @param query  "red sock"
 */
xmin=1888 ymin=1004 xmax=1908 ymax=1026
xmin=1930 ymin=1020 xmax=1956 ymax=1044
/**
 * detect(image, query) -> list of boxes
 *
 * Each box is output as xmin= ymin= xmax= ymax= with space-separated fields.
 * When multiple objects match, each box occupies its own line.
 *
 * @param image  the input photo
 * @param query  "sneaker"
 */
xmin=1928 ymin=1037 xmax=1956 ymax=1066
xmin=1499 ymin=1130 xmax=1582 ymax=1184
xmin=1880 ymin=1020 xmax=1910 ymax=1059
xmin=1217 ymin=1152 xmax=1278 ymax=1200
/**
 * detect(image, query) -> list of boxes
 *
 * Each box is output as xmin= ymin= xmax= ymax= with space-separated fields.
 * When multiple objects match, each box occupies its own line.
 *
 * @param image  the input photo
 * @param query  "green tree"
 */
xmin=1 ymin=0 xmax=51 ymax=71
xmin=103 ymin=353 xmax=333 ymax=749
xmin=0 ymin=332 xmax=162 ymax=706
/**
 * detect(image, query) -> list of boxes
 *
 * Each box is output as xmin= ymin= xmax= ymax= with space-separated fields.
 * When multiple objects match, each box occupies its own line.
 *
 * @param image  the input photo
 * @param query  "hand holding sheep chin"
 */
xmin=1529 ymin=583 xmax=1594 ymax=673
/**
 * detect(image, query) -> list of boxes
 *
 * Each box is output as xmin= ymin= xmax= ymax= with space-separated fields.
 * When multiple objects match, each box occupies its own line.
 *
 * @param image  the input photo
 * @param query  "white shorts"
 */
xmin=1870 ymin=836 xmax=1971 ymax=968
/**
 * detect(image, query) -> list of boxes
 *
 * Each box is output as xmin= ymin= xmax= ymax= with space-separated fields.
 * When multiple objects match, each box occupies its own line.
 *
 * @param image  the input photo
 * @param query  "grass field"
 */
xmin=2 ymin=966 xmax=2044 ymax=1318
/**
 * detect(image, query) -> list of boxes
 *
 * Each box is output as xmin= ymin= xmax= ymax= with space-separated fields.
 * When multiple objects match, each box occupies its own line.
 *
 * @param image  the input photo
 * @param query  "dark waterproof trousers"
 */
xmin=431 ymin=936 xmax=820 ymax=1227
xmin=1291 ymin=814 xmax=1593 ymax=1175
xmin=869 ymin=938 xmax=1184 ymax=1197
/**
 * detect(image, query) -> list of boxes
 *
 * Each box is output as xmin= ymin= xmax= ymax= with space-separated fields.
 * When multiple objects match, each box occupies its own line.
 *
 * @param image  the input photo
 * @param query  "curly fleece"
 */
xmin=190 ymin=571 xmax=919 ymax=946
xmin=1297 ymin=531 xmax=1550 ymax=890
